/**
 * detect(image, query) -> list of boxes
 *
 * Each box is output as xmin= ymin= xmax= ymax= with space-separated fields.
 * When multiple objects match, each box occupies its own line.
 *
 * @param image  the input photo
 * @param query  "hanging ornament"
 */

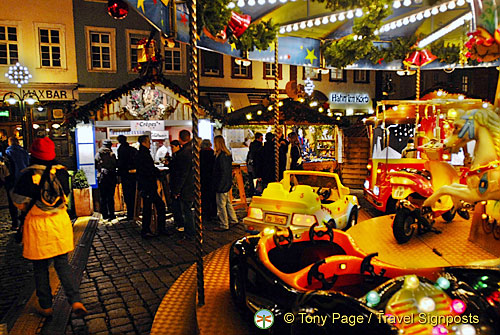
xmin=107 ymin=0 xmax=129 ymax=20
xmin=403 ymin=49 xmax=437 ymax=67
xmin=203 ymin=27 xmax=228 ymax=43
xmin=227 ymin=11 xmax=251 ymax=38
xmin=465 ymin=26 xmax=500 ymax=62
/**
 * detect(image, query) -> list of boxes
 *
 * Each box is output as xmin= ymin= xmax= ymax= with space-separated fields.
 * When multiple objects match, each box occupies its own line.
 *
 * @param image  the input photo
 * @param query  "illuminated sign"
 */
xmin=330 ymin=92 xmax=370 ymax=104
xmin=131 ymin=120 xmax=164 ymax=131
xmin=0 ymin=110 xmax=9 ymax=117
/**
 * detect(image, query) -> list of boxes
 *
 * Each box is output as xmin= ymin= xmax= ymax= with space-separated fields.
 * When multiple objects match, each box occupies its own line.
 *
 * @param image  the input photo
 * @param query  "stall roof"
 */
xmin=68 ymin=75 xmax=191 ymax=127
xmin=225 ymin=98 xmax=339 ymax=125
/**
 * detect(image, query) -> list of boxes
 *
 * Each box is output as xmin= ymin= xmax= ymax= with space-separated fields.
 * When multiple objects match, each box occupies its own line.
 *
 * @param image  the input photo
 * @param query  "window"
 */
xmin=231 ymin=58 xmax=252 ymax=79
xmin=39 ymin=28 xmax=61 ymax=67
xmin=164 ymin=41 xmax=183 ymax=73
xmin=303 ymin=66 xmax=321 ymax=81
xmin=0 ymin=25 xmax=18 ymax=65
xmin=461 ymin=75 xmax=468 ymax=93
xmin=353 ymin=70 xmax=370 ymax=83
xmin=201 ymin=50 xmax=223 ymax=77
xmin=126 ymin=30 xmax=149 ymax=72
xmin=85 ymin=26 xmax=116 ymax=72
xmin=263 ymin=62 xmax=282 ymax=79
xmin=329 ymin=68 xmax=346 ymax=82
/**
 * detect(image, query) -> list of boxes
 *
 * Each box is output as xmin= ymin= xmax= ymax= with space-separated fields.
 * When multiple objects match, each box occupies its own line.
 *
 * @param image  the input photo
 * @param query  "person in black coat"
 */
xmin=255 ymin=132 xmax=277 ymax=189
xmin=212 ymin=135 xmax=238 ymax=231
xmin=117 ymin=135 xmax=137 ymax=221
xmin=200 ymin=139 xmax=216 ymax=222
xmin=136 ymin=135 xmax=166 ymax=238
xmin=246 ymin=132 xmax=263 ymax=196
xmin=94 ymin=139 xmax=117 ymax=221
xmin=170 ymin=130 xmax=195 ymax=240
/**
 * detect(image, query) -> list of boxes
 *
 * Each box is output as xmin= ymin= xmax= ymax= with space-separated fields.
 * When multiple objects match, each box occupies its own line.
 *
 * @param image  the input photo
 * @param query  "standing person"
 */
xmin=0 ymin=129 xmax=8 ymax=154
xmin=200 ymin=139 xmax=216 ymax=223
xmin=94 ymin=139 xmax=117 ymax=222
xmin=136 ymin=135 xmax=166 ymax=238
xmin=170 ymin=130 xmax=195 ymax=241
xmin=246 ymin=132 xmax=263 ymax=196
xmin=166 ymin=140 xmax=183 ymax=231
xmin=278 ymin=132 xmax=290 ymax=180
xmin=117 ymin=135 xmax=137 ymax=221
xmin=255 ymin=132 xmax=277 ymax=189
xmin=11 ymin=137 xmax=87 ymax=317
xmin=212 ymin=135 xmax=238 ymax=232
xmin=155 ymin=139 xmax=170 ymax=163
xmin=286 ymin=132 xmax=303 ymax=170
xmin=5 ymin=137 xmax=29 ymax=230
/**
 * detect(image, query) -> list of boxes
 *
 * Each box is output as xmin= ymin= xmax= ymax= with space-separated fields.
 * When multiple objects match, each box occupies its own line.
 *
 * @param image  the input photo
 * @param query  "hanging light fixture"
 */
xmin=235 ymin=50 xmax=252 ymax=67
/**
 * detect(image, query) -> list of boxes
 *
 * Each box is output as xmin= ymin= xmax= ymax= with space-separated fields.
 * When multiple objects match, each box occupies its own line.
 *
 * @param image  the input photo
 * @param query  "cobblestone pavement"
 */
xmin=65 ymin=213 xmax=248 ymax=335
xmin=0 ymin=207 xmax=33 ymax=322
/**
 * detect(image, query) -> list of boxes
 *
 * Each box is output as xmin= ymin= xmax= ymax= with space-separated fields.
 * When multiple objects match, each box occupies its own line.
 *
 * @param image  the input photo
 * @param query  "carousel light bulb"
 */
xmin=300 ymin=21 xmax=306 ymax=29
xmin=483 ymin=102 xmax=489 ymax=108
xmin=419 ymin=297 xmax=436 ymax=312
xmin=286 ymin=25 xmax=292 ymax=32
xmin=257 ymin=110 xmax=262 ymax=115
xmin=269 ymin=0 xmax=276 ymax=3
xmin=404 ymin=275 xmax=420 ymax=289
xmin=374 ymin=29 xmax=379 ymax=35
xmin=451 ymin=299 xmax=466 ymax=314
xmin=338 ymin=12 xmax=345 ymax=20
xmin=390 ymin=22 xmax=397 ymax=29
xmin=458 ymin=95 xmax=464 ymax=100
xmin=431 ymin=7 xmax=439 ymax=15
xmin=393 ymin=0 xmax=401 ymax=8
xmin=396 ymin=20 xmax=403 ymax=27
xmin=307 ymin=20 xmax=314 ymax=27
xmin=237 ymin=0 xmax=245 ymax=6
xmin=330 ymin=14 xmax=337 ymax=22
xmin=279 ymin=27 xmax=286 ymax=34
xmin=403 ymin=18 xmax=409 ymax=25
xmin=318 ymin=107 xmax=324 ymax=112
xmin=403 ymin=0 xmax=411 ymax=6
xmin=439 ymin=4 xmax=447 ymax=12
xmin=322 ymin=17 xmax=329 ymax=25
xmin=432 ymin=325 xmax=449 ymax=335
xmin=448 ymin=1 xmax=456 ymax=9
xmin=457 ymin=0 xmax=465 ymax=5
xmin=456 ymin=325 xmax=476 ymax=335
xmin=355 ymin=8 xmax=363 ymax=17
xmin=257 ymin=0 xmax=265 ymax=5
xmin=410 ymin=15 xmax=416 ymax=22
xmin=293 ymin=23 xmax=299 ymax=31
xmin=314 ymin=18 xmax=321 ymax=26
xmin=247 ymin=0 xmax=255 ymax=6
xmin=437 ymin=90 xmax=443 ymax=96
xmin=423 ymin=10 xmax=431 ymax=17
xmin=366 ymin=291 xmax=381 ymax=306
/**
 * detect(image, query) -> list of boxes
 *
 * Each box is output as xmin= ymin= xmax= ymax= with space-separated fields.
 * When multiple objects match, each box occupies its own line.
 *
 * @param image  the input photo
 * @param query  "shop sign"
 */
xmin=21 ymin=88 xmax=74 ymax=101
xmin=131 ymin=120 xmax=164 ymax=131
xmin=330 ymin=92 xmax=370 ymax=104
xmin=0 ymin=110 xmax=9 ymax=117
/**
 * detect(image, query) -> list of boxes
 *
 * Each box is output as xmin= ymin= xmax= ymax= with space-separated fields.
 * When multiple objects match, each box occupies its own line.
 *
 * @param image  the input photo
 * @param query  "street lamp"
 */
xmin=2 ymin=63 xmax=38 ymax=149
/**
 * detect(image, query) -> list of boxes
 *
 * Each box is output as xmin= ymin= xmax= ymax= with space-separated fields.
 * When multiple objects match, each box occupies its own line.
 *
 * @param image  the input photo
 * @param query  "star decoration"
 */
xmin=230 ymin=43 xmax=236 ymax=51
xmin=161 ymin=18 xmax=164 ymax=26
xmin=180 ymin=13 xmax=188 ymax=26
xmin=137 ymin=0 xmax=145 ymax=13
xmin=300 ymin=45 xmax=303 ymax=50
xmin=305 ymin=48 xmax=317 ymax=65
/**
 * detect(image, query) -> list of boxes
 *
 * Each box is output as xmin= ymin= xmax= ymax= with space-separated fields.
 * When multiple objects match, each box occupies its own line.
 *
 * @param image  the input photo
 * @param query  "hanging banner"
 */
xmin=123 ymin=0 xmax=173 ymax=36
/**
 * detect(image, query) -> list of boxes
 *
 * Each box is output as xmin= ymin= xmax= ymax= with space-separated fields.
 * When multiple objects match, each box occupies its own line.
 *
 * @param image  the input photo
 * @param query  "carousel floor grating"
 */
xmin=347 ymin=214 xmax=497 ymax=267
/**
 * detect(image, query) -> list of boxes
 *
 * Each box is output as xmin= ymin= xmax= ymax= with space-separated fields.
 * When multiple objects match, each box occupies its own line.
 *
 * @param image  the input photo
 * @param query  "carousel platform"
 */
xmin=151 ymin=213 xmax=498 ymax=335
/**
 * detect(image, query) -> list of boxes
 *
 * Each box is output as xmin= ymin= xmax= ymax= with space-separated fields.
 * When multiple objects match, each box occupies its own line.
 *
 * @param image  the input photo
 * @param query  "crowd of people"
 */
xmin=93 ymin=130 xmax=241 ymax=240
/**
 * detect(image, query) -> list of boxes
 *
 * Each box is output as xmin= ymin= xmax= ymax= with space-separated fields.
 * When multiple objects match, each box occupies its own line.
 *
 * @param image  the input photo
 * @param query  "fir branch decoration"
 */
xmin=430 ymin=40 xmax=462 ymax=65
xmin=230 ymin=19 xmax=279 ymax=52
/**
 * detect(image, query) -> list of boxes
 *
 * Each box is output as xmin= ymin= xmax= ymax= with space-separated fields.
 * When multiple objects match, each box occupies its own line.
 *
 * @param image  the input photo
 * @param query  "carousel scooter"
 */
xmin=389 ymin=141 xmax=469 ymax=244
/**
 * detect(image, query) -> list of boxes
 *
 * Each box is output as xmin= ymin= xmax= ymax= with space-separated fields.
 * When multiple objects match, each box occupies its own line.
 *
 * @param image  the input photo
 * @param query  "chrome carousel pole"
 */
xmin=188 ymin=0 xmax=204 ymax=306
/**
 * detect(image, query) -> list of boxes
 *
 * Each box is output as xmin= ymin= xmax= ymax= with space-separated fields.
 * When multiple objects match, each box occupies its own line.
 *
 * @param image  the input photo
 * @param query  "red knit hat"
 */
xmin=30 ymin=137 xmax=56 ymax=161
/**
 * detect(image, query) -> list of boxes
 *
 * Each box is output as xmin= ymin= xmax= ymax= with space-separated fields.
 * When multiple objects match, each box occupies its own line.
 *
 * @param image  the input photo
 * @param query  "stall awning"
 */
xmin=228 ymin=93 xmax=250 ymax=111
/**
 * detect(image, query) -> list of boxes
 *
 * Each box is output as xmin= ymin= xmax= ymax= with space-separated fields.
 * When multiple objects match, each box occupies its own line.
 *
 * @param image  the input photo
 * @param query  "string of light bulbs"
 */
xmin=375 ymin=0 xmax=468 ymax=35
xmin=227 ymin=0 xmax=296 ymax=8
xmin=279 ymin=7 xmax=364 ymax=34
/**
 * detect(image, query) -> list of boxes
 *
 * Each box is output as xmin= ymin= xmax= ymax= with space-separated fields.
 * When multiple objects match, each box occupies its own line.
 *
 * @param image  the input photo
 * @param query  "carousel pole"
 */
xmin=188 ymin=0 xmax=204 ymax=306
xmin=274 ymin=36 xmax=280 ymax=182
xmin=415 ymin=66 xmax=421 ymax=100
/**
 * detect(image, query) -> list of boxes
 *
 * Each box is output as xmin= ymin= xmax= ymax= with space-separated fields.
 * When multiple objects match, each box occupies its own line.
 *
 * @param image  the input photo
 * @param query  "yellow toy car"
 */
xmin=244 ymin=170 xmax=359 ymax=232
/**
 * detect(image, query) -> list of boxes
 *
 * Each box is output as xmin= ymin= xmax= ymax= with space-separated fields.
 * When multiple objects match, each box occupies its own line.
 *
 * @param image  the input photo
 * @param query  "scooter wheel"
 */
xmin=441 ymin=210 xmax=456 ymax=223
xmin=393 ymin=208 xmax=416 ymax=244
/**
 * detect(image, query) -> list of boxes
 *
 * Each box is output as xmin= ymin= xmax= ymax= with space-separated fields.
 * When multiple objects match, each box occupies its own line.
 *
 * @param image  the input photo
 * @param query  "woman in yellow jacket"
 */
xmin=12 ymin=137 xmax=87 ymax=317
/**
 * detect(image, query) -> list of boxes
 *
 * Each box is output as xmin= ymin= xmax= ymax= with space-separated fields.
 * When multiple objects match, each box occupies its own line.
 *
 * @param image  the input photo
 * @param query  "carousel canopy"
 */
xmin=122 ymin=0 xmax=497 ymax=70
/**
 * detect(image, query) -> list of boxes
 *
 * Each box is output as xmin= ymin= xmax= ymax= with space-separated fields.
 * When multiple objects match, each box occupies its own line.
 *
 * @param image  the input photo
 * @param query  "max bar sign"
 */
xmin=330 ymin=92 xmax=370 ymax=104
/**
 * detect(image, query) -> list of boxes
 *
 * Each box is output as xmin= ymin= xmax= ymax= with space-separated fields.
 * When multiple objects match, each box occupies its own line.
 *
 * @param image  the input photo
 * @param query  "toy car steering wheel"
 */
xmin=307 ymin=259 xmax=338 ymax=290
xmin=360 ymin=253 xmax=386 ymax=278
xmin=316 ymin=187 xmax=332 ymax=200
xmin=308 ymin=221 xmax=334 ymax=243
xmin=273 ymin=227 xmax=294 ymax=249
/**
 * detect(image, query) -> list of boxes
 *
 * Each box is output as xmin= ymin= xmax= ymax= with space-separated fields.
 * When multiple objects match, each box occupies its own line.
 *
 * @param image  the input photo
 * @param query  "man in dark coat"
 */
xmin=200 ymin=139 xmax=216 ymax=222
xmin=170 ymin=130 xmax=194 ymax=240
xmin=246 ymin=132 xmax=263 ymax=196
xmin=255 ymin=132 xmax=277 ymax=189
xmin=4 ymin=136 xmax=29 ymax=229
xmin=94 ymin=139 xmax=117 ymax=221
xmin=117 ymin=135 xmax=137 ymax=221
xmin=136 ymin=135 xmax=166 ymax=238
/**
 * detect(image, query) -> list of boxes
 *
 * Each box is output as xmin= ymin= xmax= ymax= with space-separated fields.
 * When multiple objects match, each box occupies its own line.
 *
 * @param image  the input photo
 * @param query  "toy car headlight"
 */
xmin=292 ymin=214 xmax=317 ymax=227
xmin=364 ymin=180 xmax=370 ymax=190
xmin=248 ymin=207 xmax=263 ymax=220
xmin=373 ymin=186 xmax=380 ymax=196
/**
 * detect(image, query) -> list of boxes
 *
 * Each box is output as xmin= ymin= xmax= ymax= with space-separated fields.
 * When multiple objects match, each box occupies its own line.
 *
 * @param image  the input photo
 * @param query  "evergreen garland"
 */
xmin=230 ymin=19 xmax=279 ymax=52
